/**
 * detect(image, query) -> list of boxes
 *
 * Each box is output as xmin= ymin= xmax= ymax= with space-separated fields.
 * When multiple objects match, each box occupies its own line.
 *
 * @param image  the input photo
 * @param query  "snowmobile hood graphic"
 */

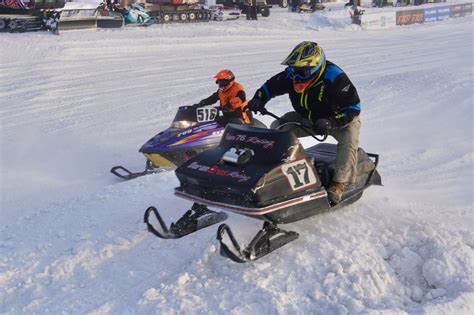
xmin=141 ymin=122 xmax=222 ymax=150
xmin=139 ymin=120 xmax=224 ymax=167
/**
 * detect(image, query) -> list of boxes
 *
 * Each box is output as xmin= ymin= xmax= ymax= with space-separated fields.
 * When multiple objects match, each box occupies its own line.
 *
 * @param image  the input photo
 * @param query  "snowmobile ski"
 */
xmin=144 ymin=203 xmax=228 ymax=239
xmin=217 ymin=222 xmax=299 ymax=263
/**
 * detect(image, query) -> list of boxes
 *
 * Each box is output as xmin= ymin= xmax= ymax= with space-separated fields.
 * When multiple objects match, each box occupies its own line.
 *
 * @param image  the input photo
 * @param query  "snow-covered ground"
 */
xmin=1 ymin=6 xmax=473 ymax=314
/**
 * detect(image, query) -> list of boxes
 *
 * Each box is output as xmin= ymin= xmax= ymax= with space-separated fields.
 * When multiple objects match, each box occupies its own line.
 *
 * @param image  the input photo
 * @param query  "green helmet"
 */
xmin=281 ymin=41 xmax=326 ymax=68
xmin=282 ymin=41 xmax=327 ymax=93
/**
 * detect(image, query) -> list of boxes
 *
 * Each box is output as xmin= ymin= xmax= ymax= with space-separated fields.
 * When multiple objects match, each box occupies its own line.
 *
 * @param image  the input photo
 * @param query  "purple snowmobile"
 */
xmin=111 ymin=105 xmax=266 ymax=180
xmin=111 ymin=106 xmax=226 ymax=180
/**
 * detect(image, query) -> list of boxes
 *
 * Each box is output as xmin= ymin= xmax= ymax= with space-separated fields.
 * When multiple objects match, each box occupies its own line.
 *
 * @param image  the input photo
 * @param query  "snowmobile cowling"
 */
xmin=174 ymin=124 xmax=382 ymax=224
xmin=111 ymin=105 xmax=226 ymax=180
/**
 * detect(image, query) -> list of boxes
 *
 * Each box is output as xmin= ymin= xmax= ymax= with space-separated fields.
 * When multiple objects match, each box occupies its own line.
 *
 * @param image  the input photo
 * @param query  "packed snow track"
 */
xmin=1 ymin=7 xmax=473 ymax=314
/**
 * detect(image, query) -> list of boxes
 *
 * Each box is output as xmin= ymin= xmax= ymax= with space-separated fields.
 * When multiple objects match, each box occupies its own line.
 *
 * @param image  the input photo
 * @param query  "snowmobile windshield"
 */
xmin=171 ymin=106 xmax=198 ymax=129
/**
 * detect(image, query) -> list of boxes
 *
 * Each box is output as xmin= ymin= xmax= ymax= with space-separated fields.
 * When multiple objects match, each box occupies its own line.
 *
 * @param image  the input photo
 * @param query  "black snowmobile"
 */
xmin=144 ymin=110 xmax=382 ymax=262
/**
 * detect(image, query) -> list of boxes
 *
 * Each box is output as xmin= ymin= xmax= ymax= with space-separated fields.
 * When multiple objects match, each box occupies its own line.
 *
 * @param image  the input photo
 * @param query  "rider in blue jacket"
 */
xmin=248 ymin=41 xmax=361 ymax=204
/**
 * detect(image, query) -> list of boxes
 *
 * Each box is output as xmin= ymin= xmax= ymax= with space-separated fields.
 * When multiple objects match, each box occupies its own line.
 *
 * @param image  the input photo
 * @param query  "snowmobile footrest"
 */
xmin=217 ymin=222 xmax=299 ymax=263
xmin=144 ymin=203 xmax=228 ymax=239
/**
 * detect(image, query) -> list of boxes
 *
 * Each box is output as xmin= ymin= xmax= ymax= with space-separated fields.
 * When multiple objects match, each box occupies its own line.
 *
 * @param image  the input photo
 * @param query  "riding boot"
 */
xmin=327 ymin=181 xmax=345 ymax=204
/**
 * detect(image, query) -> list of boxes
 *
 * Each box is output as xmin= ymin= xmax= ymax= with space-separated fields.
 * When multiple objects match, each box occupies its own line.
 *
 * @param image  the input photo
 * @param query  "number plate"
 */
xmin=281 ymin=159 xmax=318 ymax=191
xmin=196 ymin=107 xmax=218 ymax=122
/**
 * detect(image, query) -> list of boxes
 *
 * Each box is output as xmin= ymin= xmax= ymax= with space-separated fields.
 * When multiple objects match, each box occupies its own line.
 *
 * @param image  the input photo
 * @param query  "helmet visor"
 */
xmin=216 ymin=79 xmax=231 ymax=88
xmin=288 ymin=66 xmax=320 ymax=81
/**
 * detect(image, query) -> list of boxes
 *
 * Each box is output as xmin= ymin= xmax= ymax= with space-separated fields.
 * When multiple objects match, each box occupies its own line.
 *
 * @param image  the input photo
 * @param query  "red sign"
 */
xmin=396 ymin=9 xmax=425 ymax=25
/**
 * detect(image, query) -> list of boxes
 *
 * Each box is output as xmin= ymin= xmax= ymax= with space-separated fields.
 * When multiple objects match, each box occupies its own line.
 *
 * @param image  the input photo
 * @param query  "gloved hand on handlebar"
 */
xmin=247 ymin=98 xmax=265 ymax=114
xmin=313 ymin=119 xmax=332 ymax=135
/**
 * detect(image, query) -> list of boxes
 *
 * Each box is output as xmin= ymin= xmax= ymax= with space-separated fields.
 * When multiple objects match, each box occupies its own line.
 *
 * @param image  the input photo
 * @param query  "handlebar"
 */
xmin=259 ymin=108 xmax=328 ymax=142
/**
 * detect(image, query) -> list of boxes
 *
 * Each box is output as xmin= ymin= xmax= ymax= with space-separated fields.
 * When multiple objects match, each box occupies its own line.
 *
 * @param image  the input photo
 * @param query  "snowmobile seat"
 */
xmin=305 ymin=143 xmax=380 ymax=188
xmin=251 ymin=118 xmax=267 ymax=129
xmin=305 ymin=143 xmax=337 ymax=187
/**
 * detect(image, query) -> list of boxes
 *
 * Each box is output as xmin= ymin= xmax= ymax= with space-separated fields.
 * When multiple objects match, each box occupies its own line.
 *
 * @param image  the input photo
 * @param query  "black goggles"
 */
xmin=216 ymin=79 xmax=230 ymax=87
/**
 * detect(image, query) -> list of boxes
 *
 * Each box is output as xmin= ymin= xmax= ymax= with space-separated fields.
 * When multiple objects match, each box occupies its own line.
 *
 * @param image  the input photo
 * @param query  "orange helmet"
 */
xmin=214 ymin=69 xmax=235 ymax=81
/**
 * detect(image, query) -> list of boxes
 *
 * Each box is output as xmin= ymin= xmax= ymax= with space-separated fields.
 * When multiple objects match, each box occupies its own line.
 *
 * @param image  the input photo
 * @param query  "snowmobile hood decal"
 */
xmin=186 ymin=161 xmax=252 ymax=182
xmin=224 ymin=133 xmax=276 ymax=149
xmin=140 ymin=122 xmax=224 ymax=152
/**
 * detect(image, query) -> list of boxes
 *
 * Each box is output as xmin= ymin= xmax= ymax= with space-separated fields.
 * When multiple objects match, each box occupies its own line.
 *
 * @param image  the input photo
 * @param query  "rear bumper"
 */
xmin=175 ymin=188 xmax=328 ymax=216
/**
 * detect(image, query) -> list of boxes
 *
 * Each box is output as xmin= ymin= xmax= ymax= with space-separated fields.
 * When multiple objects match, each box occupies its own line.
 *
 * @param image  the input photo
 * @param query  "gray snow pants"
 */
xmin=270 ymin=111 xmax=361 ymax=184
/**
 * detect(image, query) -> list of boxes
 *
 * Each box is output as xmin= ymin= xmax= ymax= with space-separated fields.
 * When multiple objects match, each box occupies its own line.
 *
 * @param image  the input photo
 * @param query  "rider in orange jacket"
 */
xmin=194 ymin=69 xmax=253 ymax=125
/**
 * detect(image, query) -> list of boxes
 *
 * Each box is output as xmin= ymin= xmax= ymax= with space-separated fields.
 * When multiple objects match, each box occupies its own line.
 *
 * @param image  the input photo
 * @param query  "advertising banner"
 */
xmin=396 ymin=9 xmax=425 ymax=25
xmin=360 ymin=12 xmax=397 ymax=29
xmin=450 ymin=3 xmax=472 ymax=18
xmin=424 ymin=7 xmax=438 ymax=22
xmin=354 ymin=2 xmax=471 ymax=28
xmin=437 ymin=6 xmax=450 ymax=20
xmin=424 ymin=6 xmax=450 ymax=22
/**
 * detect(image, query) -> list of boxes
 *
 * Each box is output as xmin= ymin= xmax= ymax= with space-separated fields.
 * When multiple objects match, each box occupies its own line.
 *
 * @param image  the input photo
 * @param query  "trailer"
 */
xmin=0 ymin=0 xmax=64 ymax=33
xmin=135 ymin=0 xmax=211 ymax=23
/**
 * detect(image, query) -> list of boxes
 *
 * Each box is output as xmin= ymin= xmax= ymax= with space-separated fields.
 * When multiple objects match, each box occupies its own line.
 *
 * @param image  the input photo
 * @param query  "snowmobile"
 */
xmin=209 ymin=4 xmax=241 ymax=21
xmin=111 ymin=105 xmax=266 ymax=180
xmin=144 ymin=109 xmax=382 ymax=262
xmin=111 ymin=105 xmax=225 ymax=180
xmin=114 ymin=2 xmax=154 ymax=26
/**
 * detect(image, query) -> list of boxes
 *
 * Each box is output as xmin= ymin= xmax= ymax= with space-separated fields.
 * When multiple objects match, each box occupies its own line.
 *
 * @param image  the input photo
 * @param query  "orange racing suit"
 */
xmin=198 ymin=81 xmax=252 ymax=125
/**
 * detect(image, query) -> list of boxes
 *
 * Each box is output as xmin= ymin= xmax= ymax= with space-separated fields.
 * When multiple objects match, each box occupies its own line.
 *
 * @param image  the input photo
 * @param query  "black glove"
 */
xmin=313 ymin=119 xmax=332 ymax=135
xmin=247 ymin=98 xmax=265 ymax=114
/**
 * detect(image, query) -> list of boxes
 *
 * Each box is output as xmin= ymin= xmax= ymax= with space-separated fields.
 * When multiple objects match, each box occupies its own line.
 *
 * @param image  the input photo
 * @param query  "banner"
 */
xmin=424 ymin=7 xmax=438 ymax=22
xmin=360 ymin=12 xmax=396 ymax=29
xmin=424 ymin=6 xmax=450 ymax=22
xmin=450 ymin=3 xmax=472 ymax=18
xmin=396 ymin=9 xmax=425 ymax=25
xmin=353 ymin=3 xmax=471 ymax=27
xmin=437 ymin=6 xmax=451 ymax=20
